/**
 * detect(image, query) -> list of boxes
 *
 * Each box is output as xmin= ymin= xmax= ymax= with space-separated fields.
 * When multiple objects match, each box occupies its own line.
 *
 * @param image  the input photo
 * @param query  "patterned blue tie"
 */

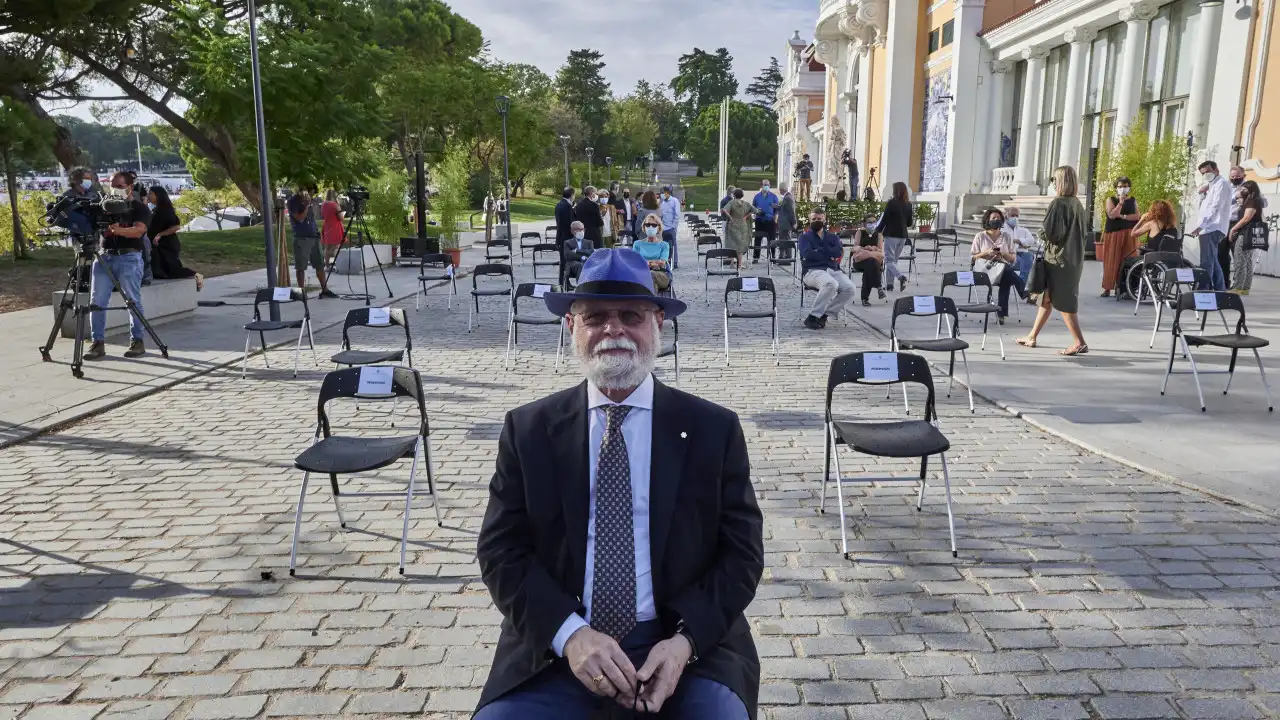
xmin=591 ymin=404 xmax=636 ymax=640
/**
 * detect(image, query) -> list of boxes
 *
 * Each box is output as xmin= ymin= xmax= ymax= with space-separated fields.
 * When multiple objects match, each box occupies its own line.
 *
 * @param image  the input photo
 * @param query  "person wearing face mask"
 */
xmin=614 ymin=188 xmax=636 ymax=240
xmin=57 ymin=167 xmax=99 ymax=237
xmin=82 ymin=171 xmax=153 ymax=361
xmin=563 ymin=220 xmax=595 ymax=284
xmin=722 ymin=188 xmax=755 ymax=269
xmin=799 ymin=210 xmax=856 ymax=329
xmin=147 ymin=185 xmax=202 ymax=289
xmin=658 ymin=186 xmax=681 ymax=268
xmin=1005 ymin=207 xmax=1040 ymax=282
xmin=632 ymin=213 xmax=672 ymax=291
xmin=970 ymin=208 xmax=1028 ymax=323
xmin=574 ymin=186 xmax=606 ymax=247
xmin=775 ymin=185 xmax=797 ymax=255
xmin=1227 ymin=180 xmax=1265 ymax=295
xmin=1189 ymin=161 xmax=1231 ymax=291
xmin=749 ymin=181 xmax=779 ymax=264
xmin=555 ymin=187 xmax=576 ymax=252
xmin=1099 ymin=177 xmax=1141 ymax=297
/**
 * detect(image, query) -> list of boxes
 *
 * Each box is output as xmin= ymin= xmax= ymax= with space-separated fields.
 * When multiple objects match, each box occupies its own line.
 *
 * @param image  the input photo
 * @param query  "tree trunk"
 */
xmin=2 ymin=146 xmax=26 ymax=260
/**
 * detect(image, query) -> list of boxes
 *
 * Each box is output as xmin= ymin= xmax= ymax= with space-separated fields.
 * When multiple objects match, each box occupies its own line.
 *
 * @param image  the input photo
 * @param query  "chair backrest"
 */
xmin=1161 ymin=267 xmax=1207 ymax=288
xmin=419 ymin=252 xmax=454 ymax=271
xmin=532 ymin=243 xmax=558 ymax=257
xmin=473 ymin=263 xmax=514 ymax=289
xmin=252 ymin=287 xmax=310 ymax=321
xmin=488 ymin=239 xmax=512 ymax=249
xmin=1172 ymin=290 xmax=1247 ymax=333
xmin=520 ymin=231 xmax=541 ymax=240
xmin=891 ymin=295 xmax=959 ymax=334
xmin=769 ymin=239 xmax=797 ymax=257
xmin=316 ymin=366 xmax=427 ymax=437
xmin=724 ymin=276 xmax=777 ymax=305
xmin=706 ymin=248 xmax=737 ymax=263
xmin=940 ymin=270 xmax=993 ymax=301
xmin=936 ymin=228 xmax=957 ymax=239
xmin=825 ymin=351 xmax=937 ymax=422
xmin=1143 ymin=250 xmax=1184 ymax=267
xmin=340 ymin=307 xmax=410 ymax=351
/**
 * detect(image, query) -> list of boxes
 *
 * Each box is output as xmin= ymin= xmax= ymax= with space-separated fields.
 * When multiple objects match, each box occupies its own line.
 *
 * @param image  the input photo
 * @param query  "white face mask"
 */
xmin=147 ymin=202 xmax=156 ymax=211
xmin=1117 ymin=187 xmax=1130 ymax=196
xmin=1007 ymin=216 xmax=1019 ymax=227
xmin=80 ymin=179 xmax=93 ymax=190
xmin=762 ymin=185 xmax=770 ymax=192
xmin=645 ymin=226 xmax=659 ymax=237
xmin=1203 ymin=172 xmax=1216 ymax=183
xmin=574 ymin=231 xmax=584 ymax=240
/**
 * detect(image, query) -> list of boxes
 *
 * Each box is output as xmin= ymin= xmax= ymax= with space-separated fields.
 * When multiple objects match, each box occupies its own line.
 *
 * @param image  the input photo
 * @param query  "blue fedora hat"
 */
xmin=544 ymin=248 xmax=687 ymax=318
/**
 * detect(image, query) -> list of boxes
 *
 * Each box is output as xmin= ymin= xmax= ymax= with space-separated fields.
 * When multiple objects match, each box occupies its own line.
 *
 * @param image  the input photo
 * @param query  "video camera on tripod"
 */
xmin=344 ymin=185 xmax=370 ymax=214
xmin=43 ymin=190 xmax=135 ymax=241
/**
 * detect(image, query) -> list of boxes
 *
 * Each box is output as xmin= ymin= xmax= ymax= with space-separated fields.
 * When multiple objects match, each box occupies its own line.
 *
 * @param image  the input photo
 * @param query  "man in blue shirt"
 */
xmin=798 ymin=208 xmax=855 ymax=330
xmin=287 ymin=187 xmax=336 ymax=298
xmin=658 ymin=186 xmax=681 ymax=268
xmin=750 ymin=181 xmax=779 ymax=264
xmin=719 ymin=186 xmax=736 ymax=213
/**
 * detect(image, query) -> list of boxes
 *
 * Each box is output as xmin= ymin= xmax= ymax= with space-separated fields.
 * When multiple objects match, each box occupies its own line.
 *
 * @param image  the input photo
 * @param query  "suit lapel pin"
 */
xmin=680 ymin=431 xmax=687 ymax=439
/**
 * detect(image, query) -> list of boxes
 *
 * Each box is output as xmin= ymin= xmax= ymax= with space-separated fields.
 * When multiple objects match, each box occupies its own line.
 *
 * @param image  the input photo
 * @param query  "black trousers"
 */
xmin=1218 ymin=234 xmax=1233 ymax=282
xmin=752 ymin=218 xmax=775 ymax=261
xmin=853 ymin=259 xmax=881 ymax=301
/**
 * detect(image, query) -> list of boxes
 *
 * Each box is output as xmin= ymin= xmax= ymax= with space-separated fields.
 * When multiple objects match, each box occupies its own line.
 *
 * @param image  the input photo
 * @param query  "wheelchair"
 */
xmin=1121 ymin=249 xmax=1191 ymax=305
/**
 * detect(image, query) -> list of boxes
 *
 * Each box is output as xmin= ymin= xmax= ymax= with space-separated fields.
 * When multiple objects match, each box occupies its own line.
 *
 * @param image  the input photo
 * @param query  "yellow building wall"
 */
xmin=1241 ymin=3 xmax=1280 ymax=179
xmin=867 ymin=46 xmax=887 ymax=184
xmin=908 ymin=0 xmax=931 ymax=190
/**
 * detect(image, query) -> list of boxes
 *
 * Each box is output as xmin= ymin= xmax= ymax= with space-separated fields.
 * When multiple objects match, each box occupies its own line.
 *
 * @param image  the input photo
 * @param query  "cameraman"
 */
xmin=123 ymin=170 xmax=154 ymax=286
xmin=287 ymin=186 xmax=336 ymax=299
xmin=84 ymin=171 xmax=151 ymax=360
xmin=59 ymin=167 xmax=99 ymax=237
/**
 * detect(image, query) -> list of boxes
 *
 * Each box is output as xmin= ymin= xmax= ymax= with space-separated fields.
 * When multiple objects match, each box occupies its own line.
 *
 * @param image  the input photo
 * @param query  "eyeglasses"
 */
xmin=574 ymin=308 xmax=657 ymax=327
xmin=643 ymin=224 xmax=659 ymax=229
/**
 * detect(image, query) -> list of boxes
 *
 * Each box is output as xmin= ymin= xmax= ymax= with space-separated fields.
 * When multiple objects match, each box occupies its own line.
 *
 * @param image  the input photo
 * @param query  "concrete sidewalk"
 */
xmin=0 ymin=230 xmax=534 ymax=448
xmin=835 ymin=237 xmax=1280 ymax=514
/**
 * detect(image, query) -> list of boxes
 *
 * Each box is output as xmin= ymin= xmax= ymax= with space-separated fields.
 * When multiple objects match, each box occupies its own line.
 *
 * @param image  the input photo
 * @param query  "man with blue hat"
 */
xmin=475 ymin=248 xmax=764 ymax=720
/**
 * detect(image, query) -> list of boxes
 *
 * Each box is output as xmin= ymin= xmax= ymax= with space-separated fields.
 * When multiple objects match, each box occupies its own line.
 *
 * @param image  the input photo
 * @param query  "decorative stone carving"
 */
xmin=824 ymin=122 xmax=848 ymax=186
xmin=1064 ymin=26 xmax=1098 ymax=45
xmin=837 ymin=0 xmax=890 ymax=50
xmin=1119 ymin=1 xmax=1158 ymax=22
xmin=991 ymin=59 xmax=1014 ymax=74
xmin=814 ymin=40 xmax=839 ymax=67
xmin=1021 ymin=46 xmax=1050 ymax=62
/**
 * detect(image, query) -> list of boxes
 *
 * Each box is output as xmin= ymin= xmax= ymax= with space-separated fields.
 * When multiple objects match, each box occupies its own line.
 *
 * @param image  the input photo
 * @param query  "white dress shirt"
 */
xmin=1008 ymin=223 xmax=1040 ymax=253
xmin=1196 ymin=174 xmax=1232 ymax=236
xmin=551 ymin=375 xmax=657 ymax=656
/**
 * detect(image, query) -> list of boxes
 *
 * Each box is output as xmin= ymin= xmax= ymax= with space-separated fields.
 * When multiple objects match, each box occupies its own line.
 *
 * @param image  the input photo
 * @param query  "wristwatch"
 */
xmin=674 ymin=620 xmax=698 ymax=665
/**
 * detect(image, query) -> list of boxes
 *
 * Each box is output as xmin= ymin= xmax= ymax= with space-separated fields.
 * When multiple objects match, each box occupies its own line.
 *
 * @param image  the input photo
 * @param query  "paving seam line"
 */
xmin=849 ymin=309 xmax=1280 ymax=520
xmin=0 ymin=273 xmax=467 ymax=452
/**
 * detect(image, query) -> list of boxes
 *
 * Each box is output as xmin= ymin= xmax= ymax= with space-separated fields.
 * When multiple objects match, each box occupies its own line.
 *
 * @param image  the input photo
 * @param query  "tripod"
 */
xmin=323 ymin=201 xmax=393 ymax=305
xmin=40 ymin=236 xmax=170 ymax=378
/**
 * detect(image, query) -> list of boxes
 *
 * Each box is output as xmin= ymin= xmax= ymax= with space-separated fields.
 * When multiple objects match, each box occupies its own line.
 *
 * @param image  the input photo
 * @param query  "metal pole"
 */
xmin=134 ymin=128 xmax=143 ymax=175
xmin=415 ymin=150 xmax=427 ymax=252
xmin=501 ymin=113 xmax=512 ymax=244
xmin=247 ymin=0 xmax=279 ymax=320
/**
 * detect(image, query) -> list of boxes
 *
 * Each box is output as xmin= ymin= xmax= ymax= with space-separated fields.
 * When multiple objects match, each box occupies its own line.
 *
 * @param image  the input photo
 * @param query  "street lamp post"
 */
xmin=605 ymin=157 xmax=613 ymax=189
xmin=247 ymin=0 xmax=280 ymax=319
xmin=133 ymin=126 xmax=143 ymax=175
xmin=585 ymin=147 xmax=594 ymax=187
xmin=496 ymin=95 xmax=512 ymax=243
xmin=559 ymin=135 xmax=571 ymax=189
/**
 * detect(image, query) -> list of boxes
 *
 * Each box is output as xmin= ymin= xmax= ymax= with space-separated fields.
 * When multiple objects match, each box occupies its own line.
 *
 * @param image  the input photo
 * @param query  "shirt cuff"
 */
xmin=551 ymin=613 xmax=589 ymax=658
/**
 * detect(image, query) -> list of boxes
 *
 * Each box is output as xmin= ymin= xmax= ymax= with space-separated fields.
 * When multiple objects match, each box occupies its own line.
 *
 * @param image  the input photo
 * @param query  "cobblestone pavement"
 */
xmin=4 ymin=233 xmax=1280 ymax=720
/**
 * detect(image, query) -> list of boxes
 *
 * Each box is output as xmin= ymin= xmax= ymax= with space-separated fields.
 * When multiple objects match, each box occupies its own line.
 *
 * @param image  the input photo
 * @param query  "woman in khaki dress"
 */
xmin=1018 ymin=165 xmax=1090 ymax=356
xmin=722 ymin=188 xmax=755 ymax=268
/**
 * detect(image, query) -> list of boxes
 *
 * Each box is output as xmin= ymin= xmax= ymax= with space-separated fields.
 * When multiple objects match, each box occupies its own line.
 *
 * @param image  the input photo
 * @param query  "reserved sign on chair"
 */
xmin=863 ymin=352 xmax=899 ymax=382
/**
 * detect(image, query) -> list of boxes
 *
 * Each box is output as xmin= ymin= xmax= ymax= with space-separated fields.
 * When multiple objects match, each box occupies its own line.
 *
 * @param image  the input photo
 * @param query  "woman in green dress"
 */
xmin=722 ymin=188 xmax=755 ymax=269
xmin=1017 ymin=165 xmax=1090 ymax=356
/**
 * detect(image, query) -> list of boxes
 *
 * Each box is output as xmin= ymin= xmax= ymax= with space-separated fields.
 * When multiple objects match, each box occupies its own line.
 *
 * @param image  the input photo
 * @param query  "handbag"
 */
xmin=1025 ymin=252 xmax=1048 ymax=294
xmin=1244 ymin=218 xmax=1270 ymax=251
xmin=972 ymin=258 xmax=1007 ymax=284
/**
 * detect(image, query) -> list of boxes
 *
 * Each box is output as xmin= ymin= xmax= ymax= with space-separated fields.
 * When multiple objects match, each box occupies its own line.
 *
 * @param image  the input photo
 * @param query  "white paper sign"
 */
xmin=357 ymin=366 xmax=395 ymax=396
xmin=272 ymin=287 xmax=292 ymax=302
xmin=1175 ymin=268 xmax=1195 ymax=283
xmin=863 ymin=353 xmax=900 ymax=382
xmin=956 ymin=271 xmax=975 ymax=286
xmin=1193 ymin=292 xmax=1218 ymax=311
xmin=912 ymin=296 xmax=937 ymax=314
xmin=367 ymin=308 xmax=391 ymax=326
xmin=532 ymin=284 xmax=551 ymax=298
xmin=741 ymin=277 xmax=760 ymax=292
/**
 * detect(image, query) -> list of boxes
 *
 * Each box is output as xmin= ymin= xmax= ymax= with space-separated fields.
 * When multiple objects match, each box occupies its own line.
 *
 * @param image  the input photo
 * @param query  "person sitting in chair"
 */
xmin=563 ymin=220 xmax=595 ymax=283
xmin=474 ymin=248 xmax=764 ymax=720
xmin=632 ymin=212 xmax=672 ymax=292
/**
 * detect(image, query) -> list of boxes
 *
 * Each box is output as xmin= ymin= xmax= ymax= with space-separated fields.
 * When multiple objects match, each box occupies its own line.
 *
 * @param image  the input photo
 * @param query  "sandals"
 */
xmin=1059 ymin=344 xmax=1089 ymax=356
xmin=1016 ymin=337 xmax=1037 ymax=348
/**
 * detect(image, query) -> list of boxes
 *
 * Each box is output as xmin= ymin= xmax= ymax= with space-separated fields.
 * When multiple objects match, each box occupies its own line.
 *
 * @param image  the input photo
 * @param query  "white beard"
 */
xmin=577 ymin=335 xmax=657 ymax=390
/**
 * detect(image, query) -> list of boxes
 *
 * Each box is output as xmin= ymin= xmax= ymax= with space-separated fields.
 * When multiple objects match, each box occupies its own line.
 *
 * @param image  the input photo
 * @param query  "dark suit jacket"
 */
xmin=475 ymin=379 xmax=764 ymax=718
xmin=555 ymin=198 xmax=575 ymax=245
xmin=574 ymin=197 xmax=605 ymax=243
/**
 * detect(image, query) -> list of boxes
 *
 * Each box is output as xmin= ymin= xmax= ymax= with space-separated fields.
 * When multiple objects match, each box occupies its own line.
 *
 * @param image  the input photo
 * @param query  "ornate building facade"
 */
xmin=775 ymin=32 xmax=829 ymax=196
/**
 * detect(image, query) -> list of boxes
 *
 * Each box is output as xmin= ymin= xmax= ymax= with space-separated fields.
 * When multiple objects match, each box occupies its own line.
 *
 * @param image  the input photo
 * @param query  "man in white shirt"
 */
xmin=1005 ymin=206 xmax=1041 ymax=281
xmin=475 ymin=249 xmax=763 ymax=720
xmin=1189 ymin=160 xmax=1232 ymax=291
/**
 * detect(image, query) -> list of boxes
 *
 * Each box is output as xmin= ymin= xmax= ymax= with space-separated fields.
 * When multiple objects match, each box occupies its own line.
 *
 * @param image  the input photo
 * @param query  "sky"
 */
xmin=55 ymin=0 xmax=816 ymax=126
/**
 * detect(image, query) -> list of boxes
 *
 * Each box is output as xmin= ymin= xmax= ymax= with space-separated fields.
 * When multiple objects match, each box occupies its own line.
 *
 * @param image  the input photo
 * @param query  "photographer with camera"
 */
xmin=59 ymin=167 xmax=100 ymax=237
xmin=84 ymin=172 xmax=152 ymax=360
xmin=287 ymin=186 xmax=337 ymax=299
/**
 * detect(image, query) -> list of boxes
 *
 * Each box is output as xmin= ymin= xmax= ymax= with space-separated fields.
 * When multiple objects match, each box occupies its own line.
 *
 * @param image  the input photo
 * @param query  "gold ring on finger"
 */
xmin=592 ymin=674 xmax=606 ymax=688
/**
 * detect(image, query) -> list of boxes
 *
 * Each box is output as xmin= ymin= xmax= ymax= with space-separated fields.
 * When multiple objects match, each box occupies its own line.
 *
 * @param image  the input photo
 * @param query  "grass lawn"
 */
xmin=0 ymin=225 xmax=271 ymax=313
xmin=679 ymin=171 xmax=774 ymax=212
xmin=507 ymin=193 xmax=559 ymax=223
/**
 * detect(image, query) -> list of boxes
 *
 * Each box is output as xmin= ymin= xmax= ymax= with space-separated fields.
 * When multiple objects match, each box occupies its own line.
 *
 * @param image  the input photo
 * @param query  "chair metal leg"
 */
xmin=940 ymin=451 xmax=957 ymax=557
xmin=288 ymin=470 xmax=311 ymax=575
xmin=293 ymin=323 xmax=305 ymax=378
xmin=260 ymin=332 xmax=270 ymax=366
xmin=241 ymin=332 xmax=252 ymax=379
xmin=328 ymin=473 xmax=346 ymax=527
xmin=1183 ymin=338 xmax=1207 ymax=411
xmin=425 ymin=436 xmax=442 ymax=526
xmin=467 ymin=298 xmax=475 ymax=332
xmin=830 ymin=426 xmax=849 ymax=558
xmin=1161 ymin=333 xmax=1178 ymax=396
xmin=1255 ymin=348 xmax=1275 ymax=412
xmin=723 ymin=309 xmax=730 ymax=367
xmin=399 ymin=438 xmax=421 ymax=575
xmin=555 ymin=320 xmax=564 ymax=372
xmin=961 ymin=351 xmax=975 ymax=413
xmin=772 ymin=314 xmax=779 ymax=365
xmin=415 ymin=283 xmax=422 ymax=311
xmin=674 ymin=343 xmax=681 ymax=384
xmin=901 ymin=383 xmax=910 ymax=415
xmin=448 ymin=279 xmax=455 ymax=310
xmin=916 ymin=457 xmax=928 ymax=510
xmin=1150 ymin=301 xmax=1164 ymax=348
xmin=1225 ymin=349 xmax=1238 ymax=396
xmin=821 ymin=422 xmax=832 ymax=514
xmin=1135 ymin=276 xmax=1148 ymax=315
xmin=504 ymin=316 xmax=515 ymax=370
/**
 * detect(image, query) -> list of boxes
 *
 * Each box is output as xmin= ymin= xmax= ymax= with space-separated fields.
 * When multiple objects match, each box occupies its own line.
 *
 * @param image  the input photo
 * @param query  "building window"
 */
xmin=941 ymin=20 xmax=954 ymax=48
xmin=1010 ymin=61 xmax=1026 ymax=166
xmin=1036 ymin=44 xmax=1071 ymax=184
xmin=1079 ymin=23 xmax=1127 ymax=171
xmin=1141 ymin=0 xmax=1200 ymax=139
xmin=928 ymin=29 xmax=941 ymax=54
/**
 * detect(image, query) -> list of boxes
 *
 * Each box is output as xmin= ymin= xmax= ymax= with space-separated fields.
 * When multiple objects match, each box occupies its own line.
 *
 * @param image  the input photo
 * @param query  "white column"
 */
xmin=985 ymin=61 xmax=1011 ymax=185
xmin=1114 ymin=1 xmax=1157 ymax=135
xmin=880 ymin=0 xmax=918 ymax=194
xmin=943 ymin=0 xmax=987 ymax=197
xmin=1058 ymin=27 xmax=1096 ymax=168
xmin=1185 ymin=0 xmax=1224 ymax=147
xmin=1014 ymin=47 xmax=1048 ymax=194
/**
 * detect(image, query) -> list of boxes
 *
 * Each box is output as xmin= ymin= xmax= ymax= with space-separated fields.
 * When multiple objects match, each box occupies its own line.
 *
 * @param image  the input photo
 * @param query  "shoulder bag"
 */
xmin=1025 ymin=252 xmax=1048 ymax=295
xmin=1245 ymin=218 xmax=1270 ymax=252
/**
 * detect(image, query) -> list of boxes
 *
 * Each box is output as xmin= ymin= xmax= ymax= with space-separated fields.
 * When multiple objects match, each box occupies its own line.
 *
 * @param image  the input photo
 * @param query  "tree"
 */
xmin=0 ymin=98 xmax=53 ymax=259
xmin=555 ymin=49 xmax=611 ymax=148
xmin=633 ymin=80 xmax=684 ymax=162
xmin=670 ymin=48 xmax=737 ymax=128
xmin=746 ymin=58 xmax=783 ymax=117
xmin=604 ymin=98 xmax=658 ymax=167
xmin=173 ymin=186 xmax=247 ymax=230
xmin=684 ymin=101 xmax=776 ymax=183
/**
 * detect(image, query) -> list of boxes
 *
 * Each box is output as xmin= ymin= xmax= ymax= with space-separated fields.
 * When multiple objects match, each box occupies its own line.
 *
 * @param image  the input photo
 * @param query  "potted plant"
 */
xmin=914 ymin=202 xmax=936 ymax=232
xmin=435 ymin=140 xmax=473 ymax=269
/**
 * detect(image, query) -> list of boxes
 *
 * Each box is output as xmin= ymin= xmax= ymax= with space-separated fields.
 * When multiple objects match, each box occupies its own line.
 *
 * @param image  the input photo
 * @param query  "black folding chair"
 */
xmin=1133 ymin=250 xmax=1190 ymax=316
xmin=289 ymin=366 xmax=441 ymax=576
xmin=913 ymin=231 xmax=942 ymax=267
xmin=331 ymin=308 xmax=412 ymax=369
xmin=822 ymin=351 xmax=956 ymax=559
xmin=240 ymin=288 xmax=317 ymax=379
xmin=724 ymin=276 xmax=778 ymax=366
xmin=704 ymin=248 xmax=740 ymax=303
xmin=485 ymin=239 xmax=512 ymax=263
xmin=505 ymin=283 xmax=566 ymax=371
xmin=890 ymin=295 xmax=974 ymax=413
xmin=468 ymin=263 xmax=514 ymax=332
xmin=696 ymin=231 xmax=722 ymax=258
xmin=1149 ymin=267 xmax=1208 ymax=348
xmin=543 ymin=225 xmax=557 ymax=242
xmin=518 ymin=231 xmax=542 ymax=258
xmin=531 ymin=244 xmax=559 ymax=279
xmin=767 ymin=239 xmax=799 ymax=285
xmin=617 ymin=230 xmax=634 ymax=248
xmin=415 ymin=253 xmax=457 ymax=311
xmin=658 ymin=316 xmax=680 ymax=383
xmin=1160 ymin=291 xmax=1273 ymax=413
xmin=941 ymin=270 xmax=1003 ymax=359
xmin=935 ymin=228 xmax=960 ymax=258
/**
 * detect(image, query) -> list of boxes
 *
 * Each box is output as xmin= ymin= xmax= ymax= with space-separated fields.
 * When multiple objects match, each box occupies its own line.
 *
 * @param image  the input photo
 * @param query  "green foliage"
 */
xmin=555 ymin=50 xmax=611 ymax=148
xmin=684 ymin=101 xmax=775 ymax=183
xmin=745 ymin=58 xmax=783 ymax=116
xmin=364 ymin=166 xmax=411 ymax=245
xmin=172 ymin=186 xmax=245 ymax=229
xmin=49 ymin=116 xmax=180 ymax=169
xmin=1092 ymin=111 xmax=1192 ymax=223
xmin=0 ymin=99 xmax=55 ymax=258
xmin=605 ymin=97 xmax=658 ymax=163
xmin=632 ymin=81 xmax=684 ymax=162
xmin=795 ymin=199 xmax=939 ymax=228
xmin=433 ymin=140 xmax=473 ymax=249
xmin=671 ymin=48 xmax=738 ymax=128
xmin=0 ymin=190 xmax=53 ymax=257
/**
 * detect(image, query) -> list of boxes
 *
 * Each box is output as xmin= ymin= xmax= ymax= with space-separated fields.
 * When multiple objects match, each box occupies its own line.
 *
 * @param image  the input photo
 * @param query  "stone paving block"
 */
xmin=922 ymin=699 xmax=1007 ymax=720
xmin=1176 ymin=697 xmax=1264 ymax=719
xmin=0 ymin=682 xmax=79 ymax=704
xmin=1005 ymin=699 xmax=1090 ymax=720
xmin=97 ymin=700 xmax=181 ymax=720
xmin=758 ymin=682 xmax=801 ymax=705
xmin=846 ymin=703 xmax=927 ymax=720
xmin=946 ymin=673 xmax=1025 ymax=696
xmin=800 ymin=680 xmax=874 ymax=704
xmin=266 ymin=693 xmax=350 ymax=716
xmin=21 ymin=705 xmax=106 ymax=720
xmin=346 ymin=691 xmax=429 ymax=714
xmin=1089 ymin=696 xmax=1176 ymax=719
xmin=187 ymin=694 xmax=269 ymax=719
xmin=872 ymin=678 xmax=945 ymax=701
